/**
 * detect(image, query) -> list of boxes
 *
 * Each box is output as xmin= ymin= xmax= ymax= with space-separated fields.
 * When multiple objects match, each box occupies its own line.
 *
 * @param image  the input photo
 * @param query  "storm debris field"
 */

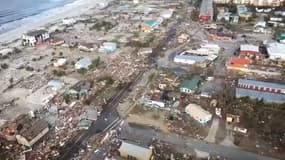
xmin=1 ymin=0 xmax=285 ymax=160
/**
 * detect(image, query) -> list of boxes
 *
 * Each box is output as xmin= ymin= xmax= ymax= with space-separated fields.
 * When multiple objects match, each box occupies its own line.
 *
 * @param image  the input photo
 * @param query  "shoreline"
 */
xmin=0 ymin=0 xmax=109 ymax=44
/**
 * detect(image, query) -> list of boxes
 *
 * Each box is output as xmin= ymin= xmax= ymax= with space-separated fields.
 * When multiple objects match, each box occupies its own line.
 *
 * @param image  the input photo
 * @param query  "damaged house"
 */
xmin=22 ymin=30 xmax=50 ymax=46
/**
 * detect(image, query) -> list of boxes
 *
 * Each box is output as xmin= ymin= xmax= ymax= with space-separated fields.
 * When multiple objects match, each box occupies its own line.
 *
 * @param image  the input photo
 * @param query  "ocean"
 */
xmin=0 ymin=0 xmax=75 ymax=33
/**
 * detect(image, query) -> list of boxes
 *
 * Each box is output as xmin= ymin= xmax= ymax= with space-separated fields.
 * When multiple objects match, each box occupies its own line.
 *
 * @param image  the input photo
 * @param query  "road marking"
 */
xmin=110 ymin=119 xmax=123 ymax=130
xmin=103 ymin=117 xmax=119 ymax=132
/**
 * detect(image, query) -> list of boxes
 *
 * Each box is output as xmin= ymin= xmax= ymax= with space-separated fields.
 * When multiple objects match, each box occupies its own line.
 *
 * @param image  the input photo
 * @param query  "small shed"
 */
xmin=180 ymin=76 xmax=202 ymax=94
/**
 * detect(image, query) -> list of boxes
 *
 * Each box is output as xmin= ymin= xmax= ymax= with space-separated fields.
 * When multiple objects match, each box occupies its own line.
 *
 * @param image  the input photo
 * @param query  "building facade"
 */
xmin=236 ymin=79 xmax=285 ymax=103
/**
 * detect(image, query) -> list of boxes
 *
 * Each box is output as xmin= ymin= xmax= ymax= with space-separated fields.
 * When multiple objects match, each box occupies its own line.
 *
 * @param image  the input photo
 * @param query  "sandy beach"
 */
xmin=0 ymin=0 xmax=109 ymax=44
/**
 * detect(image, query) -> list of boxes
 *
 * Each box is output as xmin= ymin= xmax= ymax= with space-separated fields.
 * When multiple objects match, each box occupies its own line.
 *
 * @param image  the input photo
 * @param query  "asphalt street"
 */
xmin=119 ymin=124 xmax=279 ymax=160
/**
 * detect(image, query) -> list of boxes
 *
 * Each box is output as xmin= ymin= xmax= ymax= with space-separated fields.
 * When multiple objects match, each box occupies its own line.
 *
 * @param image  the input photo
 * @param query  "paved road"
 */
xmin=119 ymin=124 xmax=279 ymax=160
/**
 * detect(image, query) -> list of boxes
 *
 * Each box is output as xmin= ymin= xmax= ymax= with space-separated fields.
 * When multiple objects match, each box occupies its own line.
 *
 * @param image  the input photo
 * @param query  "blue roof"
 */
xmin=143 ymin=20 xmax=157 ymax=27
xmin=236 ymin=88 xmax=285 ymax=103
xmin=175 ymin=55 xmax=206 ymax=62
xmin=238 ymin=79 xmax=285 ymax=90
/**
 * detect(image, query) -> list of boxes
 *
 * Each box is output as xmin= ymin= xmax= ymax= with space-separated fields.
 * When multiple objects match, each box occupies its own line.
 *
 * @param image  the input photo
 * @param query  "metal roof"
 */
xmin=240 ymin=44 xmax=259 ymax=52
xmin=118 ymin=141 xmax=152 ymax=160
xmin=236 ymin=88 xmax=285 ymax=103
xmin=175 ymin=55 xmax=206 ymax=62
xmin=238 ymin=79 xmax=285 ymax=90
xmin=181 ymin=76 xmax=202 ymax=90
xmin=266 ymin=43 xmax=285 ymax=56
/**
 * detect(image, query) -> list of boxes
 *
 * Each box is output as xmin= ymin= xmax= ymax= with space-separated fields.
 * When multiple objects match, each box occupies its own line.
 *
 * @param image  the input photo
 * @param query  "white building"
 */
xmin=185 ymin=103 xmax=212 ymax=125
xmin=266 ymin=43 xmax=285 ymax=61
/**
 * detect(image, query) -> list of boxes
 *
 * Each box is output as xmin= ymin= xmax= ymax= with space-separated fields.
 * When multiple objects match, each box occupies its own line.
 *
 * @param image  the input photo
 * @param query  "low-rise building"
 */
xmin=141 ymin=20 xmax=158 ymax=32
xmin=180 ymin=76 xmax=201 ymax=94
xmin=199 ymin=0 xmax=213 ymax=22
xmin=118 ymin=140 xmax=153 ymax=160
xmin=236 ymin=78 xmax=285 ymax=103
xmin=226 ymin=57 xmax=252 ymax=70
xmin=240 ymin=44 xmax=260 ymax=58
xmin=22 ymin=30 xmax=50 ymax=46
xmin=226 ymin=57 xmax=281 ymax=75
xmin=185 ymin=103 xmax=212 ymax=124
xmin=142 ymin=90 xmax=165 ymax=108
xmin=266 ymin=43 xmax=285 ymax=61
xmin=274 ymin=32 xmax=285 ymax=43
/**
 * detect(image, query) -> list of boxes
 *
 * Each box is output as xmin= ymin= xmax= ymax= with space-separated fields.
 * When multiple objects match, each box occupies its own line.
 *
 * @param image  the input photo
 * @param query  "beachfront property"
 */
xmin=185 ymin=103 xmax=212 ymax=125
xmin=22 ymin=29 xmax=50 ymax=46
xmin=266 ymin=43 xmax=285 ymax=61
xmin=199 ymin=0 xmax=213 ymax=22
xmin=118 ymin=140 xmax=153 ymax=160
xmin=180 ymin=76 xmax=202 ymax=94
xmin=236 ymin=79 xmax=285 ymax=103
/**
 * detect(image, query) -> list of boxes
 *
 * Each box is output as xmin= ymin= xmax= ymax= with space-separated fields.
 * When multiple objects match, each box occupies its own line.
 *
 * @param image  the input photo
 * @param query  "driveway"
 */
xmin=204 ymin=117 xmax=220 ymax=143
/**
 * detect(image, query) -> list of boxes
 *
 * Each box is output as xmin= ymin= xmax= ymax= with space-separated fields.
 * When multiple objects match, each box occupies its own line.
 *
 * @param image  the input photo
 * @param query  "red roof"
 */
xmin=228 ymin=57 xmax=251 ymax=68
